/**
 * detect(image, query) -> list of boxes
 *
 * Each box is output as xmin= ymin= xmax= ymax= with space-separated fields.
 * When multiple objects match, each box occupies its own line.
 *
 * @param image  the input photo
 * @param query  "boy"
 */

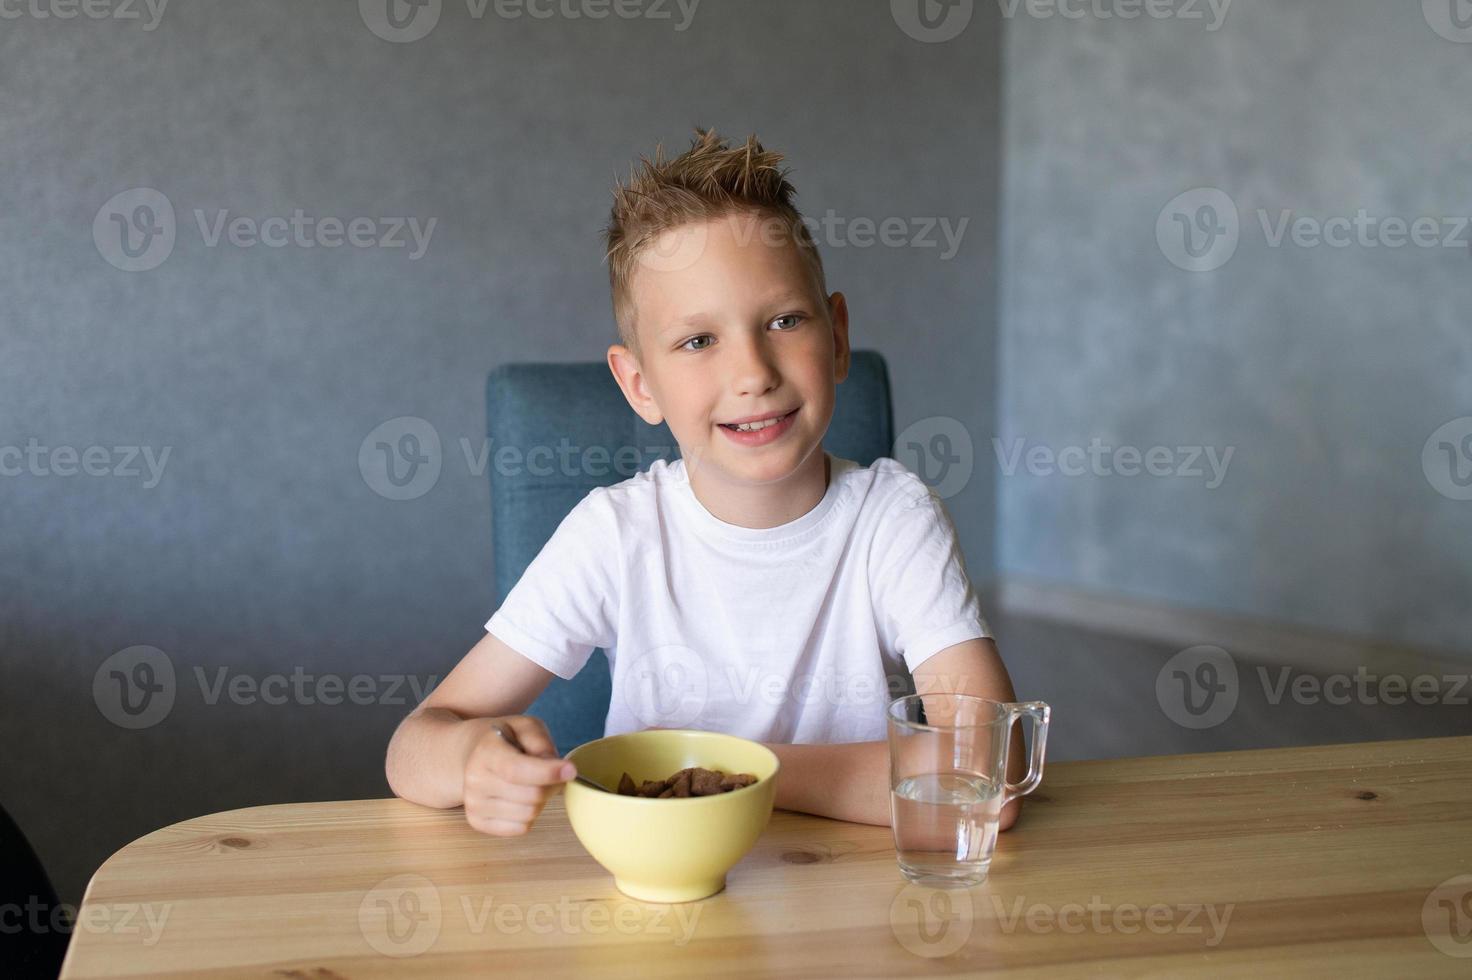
xmin=385 ymin=128 xmax=1022 ymax=836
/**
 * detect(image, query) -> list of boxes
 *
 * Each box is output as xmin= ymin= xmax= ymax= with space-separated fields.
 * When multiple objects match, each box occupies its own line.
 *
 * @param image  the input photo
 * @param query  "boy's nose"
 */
xmin=730 ymin=340 xmax=782 ymax=396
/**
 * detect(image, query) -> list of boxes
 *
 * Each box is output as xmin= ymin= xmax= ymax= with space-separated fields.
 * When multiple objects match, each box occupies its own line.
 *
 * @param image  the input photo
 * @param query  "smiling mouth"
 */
xmin=719 ymin=409 xmax=798 ymax=433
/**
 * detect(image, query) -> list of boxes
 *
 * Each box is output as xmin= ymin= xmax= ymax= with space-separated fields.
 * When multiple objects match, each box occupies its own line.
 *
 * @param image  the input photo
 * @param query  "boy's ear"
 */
xmin=829 ymin=291 xmax=851 ymax=384
xmin=607 ymin=344 xmax=665 ymax=426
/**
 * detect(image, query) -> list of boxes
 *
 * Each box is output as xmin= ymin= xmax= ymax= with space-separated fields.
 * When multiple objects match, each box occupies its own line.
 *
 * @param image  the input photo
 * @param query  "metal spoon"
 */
xmin=490 ymin=722 xmax=615 ymax=793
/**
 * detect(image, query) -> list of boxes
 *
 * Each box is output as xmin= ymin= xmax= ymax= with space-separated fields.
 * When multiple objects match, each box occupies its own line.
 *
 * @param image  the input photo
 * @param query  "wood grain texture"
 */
xmin=60 ymin=737 xmax=1472 ymax=978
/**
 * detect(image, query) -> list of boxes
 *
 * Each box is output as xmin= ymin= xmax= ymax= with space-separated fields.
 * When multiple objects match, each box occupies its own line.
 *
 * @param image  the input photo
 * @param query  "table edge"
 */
xmin=80 ymin=733 xmax=1472 ymax=902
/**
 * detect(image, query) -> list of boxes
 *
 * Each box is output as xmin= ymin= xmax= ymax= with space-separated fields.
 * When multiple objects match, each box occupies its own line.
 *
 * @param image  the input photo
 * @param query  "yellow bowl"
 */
xmin=564 ymin=729 xmax=780 ymax=903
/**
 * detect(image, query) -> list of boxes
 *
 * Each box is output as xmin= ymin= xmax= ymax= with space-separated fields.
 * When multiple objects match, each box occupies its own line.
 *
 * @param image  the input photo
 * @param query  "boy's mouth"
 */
xmin=717 ymin=408 xmax=799 ymax=446
xmin=718 ymin=408 xmax=798 ymax=432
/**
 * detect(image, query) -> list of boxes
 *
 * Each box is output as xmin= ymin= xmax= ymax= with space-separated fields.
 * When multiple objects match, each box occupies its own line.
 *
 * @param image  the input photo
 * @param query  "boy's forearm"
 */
xmin=386 ymin=707 xmax=496 ymax=809
xmin=761 ymin=735 xmax=1026 ymax=829
xmin=762 ymin=739 xmax=892 ymax=825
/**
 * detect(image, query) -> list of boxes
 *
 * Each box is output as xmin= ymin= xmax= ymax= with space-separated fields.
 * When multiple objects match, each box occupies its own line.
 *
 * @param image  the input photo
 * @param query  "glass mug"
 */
xmin=887 ymin=693 xmax=1050 ymax=886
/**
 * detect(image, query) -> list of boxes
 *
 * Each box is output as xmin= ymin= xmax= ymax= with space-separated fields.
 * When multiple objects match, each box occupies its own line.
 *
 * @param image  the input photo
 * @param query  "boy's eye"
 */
xmin=771 ymin=314 xmax=804 ymax=330
xmin=681 ymin=335 xmax=714 ymax=352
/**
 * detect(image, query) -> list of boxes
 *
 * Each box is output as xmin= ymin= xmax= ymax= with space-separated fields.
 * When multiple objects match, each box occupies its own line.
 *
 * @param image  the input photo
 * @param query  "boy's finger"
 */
xmin=497 ymin=716 xmax=559 ymax=759
xmin=470 ymin=772 xmax=544 ymax=806
xmin=465 ymin=771 xmax=541 ymax=800
xmin=493 ymin=743 xmax=576 ymax=786
xmin=473 ymin=797 xmax=537 ymax=824
xmin=467 ymin=813 xmax=530 ymax=838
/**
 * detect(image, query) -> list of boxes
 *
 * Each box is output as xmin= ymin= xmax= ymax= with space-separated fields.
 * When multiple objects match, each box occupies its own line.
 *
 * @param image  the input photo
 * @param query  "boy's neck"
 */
xmin=686 ymin=449 xmax=831 ymax=529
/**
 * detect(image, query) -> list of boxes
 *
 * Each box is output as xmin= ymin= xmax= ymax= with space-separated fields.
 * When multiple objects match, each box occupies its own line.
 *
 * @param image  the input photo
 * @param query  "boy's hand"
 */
xmin=460 ymin=715 xmax=576 ymax=837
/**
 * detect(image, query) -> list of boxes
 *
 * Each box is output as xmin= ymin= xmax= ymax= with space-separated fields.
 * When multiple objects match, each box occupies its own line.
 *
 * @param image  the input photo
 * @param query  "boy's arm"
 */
xmin=385 ymin=630 xmax=558 ymax=808
xmin=762 ymin=637 xmax=1027 ymax=829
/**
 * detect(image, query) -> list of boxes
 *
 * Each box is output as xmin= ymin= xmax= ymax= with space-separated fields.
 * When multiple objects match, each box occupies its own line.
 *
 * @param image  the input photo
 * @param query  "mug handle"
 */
xmin=1002 ymin=701 xmax=1051 ymax=804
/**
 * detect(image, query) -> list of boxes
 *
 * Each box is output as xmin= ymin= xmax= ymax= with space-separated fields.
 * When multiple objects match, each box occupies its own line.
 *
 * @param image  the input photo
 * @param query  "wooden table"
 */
xmin=61 ymin=736 xmax=1472 ymax=978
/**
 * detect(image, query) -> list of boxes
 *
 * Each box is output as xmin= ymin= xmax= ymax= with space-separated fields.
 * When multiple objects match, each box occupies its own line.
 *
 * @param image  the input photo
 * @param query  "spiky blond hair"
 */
xmin=603 ymin=127 xmax=828 ymax=355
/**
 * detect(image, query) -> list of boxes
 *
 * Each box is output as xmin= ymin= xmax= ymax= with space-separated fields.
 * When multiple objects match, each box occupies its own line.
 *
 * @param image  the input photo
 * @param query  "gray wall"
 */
xmin=0 ymin=1 xmax=1002 ymax=903
xmin=998 ymin=0 xmax=1472 ymax=654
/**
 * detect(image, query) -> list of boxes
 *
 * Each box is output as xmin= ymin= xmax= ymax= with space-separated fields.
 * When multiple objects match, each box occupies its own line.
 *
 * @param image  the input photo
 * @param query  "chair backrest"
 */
xmin=1 ymin=802 xmax=67 ymax=978
xmin=485 ymin=350 xmax=894 ymax=753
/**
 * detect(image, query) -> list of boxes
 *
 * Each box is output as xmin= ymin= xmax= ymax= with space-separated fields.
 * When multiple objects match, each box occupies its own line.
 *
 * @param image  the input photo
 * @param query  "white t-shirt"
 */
xmin=485 ymin=452 xmax=990 ymax=745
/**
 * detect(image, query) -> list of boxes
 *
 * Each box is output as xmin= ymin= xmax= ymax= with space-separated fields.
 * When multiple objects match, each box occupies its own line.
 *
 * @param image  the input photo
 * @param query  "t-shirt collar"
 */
xmin=672 ymin=451 xmax=845 ymax=546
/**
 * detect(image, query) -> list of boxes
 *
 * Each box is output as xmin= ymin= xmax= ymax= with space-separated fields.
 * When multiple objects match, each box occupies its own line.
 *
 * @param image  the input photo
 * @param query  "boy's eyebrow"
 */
xmin=659 ymin=292 xmax=813 ymax=338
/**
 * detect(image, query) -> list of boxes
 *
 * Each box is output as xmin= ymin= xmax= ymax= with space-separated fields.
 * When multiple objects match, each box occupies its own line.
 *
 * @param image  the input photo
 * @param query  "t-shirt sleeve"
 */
xmin=870 ymin=478 xmax=991 ymax=675
xmin=484 ymin=489 xmax=620 ymax=680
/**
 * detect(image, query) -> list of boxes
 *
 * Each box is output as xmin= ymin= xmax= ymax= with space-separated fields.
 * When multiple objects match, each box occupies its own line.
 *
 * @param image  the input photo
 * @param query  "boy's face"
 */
xmin=608 ymin=211 xmax=850 ymax=488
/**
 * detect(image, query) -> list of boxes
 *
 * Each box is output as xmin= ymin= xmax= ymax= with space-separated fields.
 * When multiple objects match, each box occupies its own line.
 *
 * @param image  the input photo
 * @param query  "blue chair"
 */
xmin=486 ymin=350 xmax=894 ymax=754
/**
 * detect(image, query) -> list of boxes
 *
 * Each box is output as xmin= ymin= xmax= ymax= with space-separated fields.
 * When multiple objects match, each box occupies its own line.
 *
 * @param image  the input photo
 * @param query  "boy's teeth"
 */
xmin=730 ymin=413 xmax=787 ymax=432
